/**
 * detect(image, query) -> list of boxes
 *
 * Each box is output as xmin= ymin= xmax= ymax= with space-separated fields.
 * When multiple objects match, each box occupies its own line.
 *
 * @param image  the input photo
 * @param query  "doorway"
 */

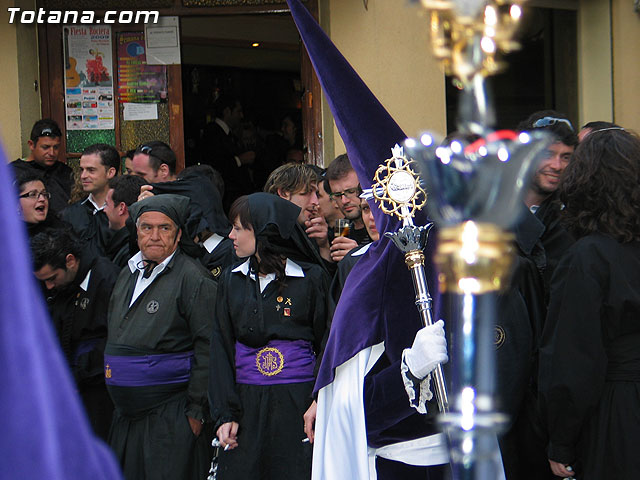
xmin=181 ymin=14 xmax=305 ymax=190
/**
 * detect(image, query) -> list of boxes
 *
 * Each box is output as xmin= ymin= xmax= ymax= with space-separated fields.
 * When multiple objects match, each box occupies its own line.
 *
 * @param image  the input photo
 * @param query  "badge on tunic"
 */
xmin=146 ymin=300 xmax=160 ymax=314
xmin=277 ymin=296 xmax=284 ymax=303
xmin=276 ymin=305 xmax=281 ymax=312
xmin=105 ymin=364 xmax=112 ymax=379
xmin=284 ymin=308 xmax=291 ymax=317
xmin=494 ymin=325 xmax=506 ymax=349
xmin=256 ymin=347 xmax=284 ymax=376
xmin=285 ymin=298 xmax=292 ymax=305
xmin=79 ymin=297 xmax=90 ymax=310
xmin=211 ymin=266 xmax=222 ymax=277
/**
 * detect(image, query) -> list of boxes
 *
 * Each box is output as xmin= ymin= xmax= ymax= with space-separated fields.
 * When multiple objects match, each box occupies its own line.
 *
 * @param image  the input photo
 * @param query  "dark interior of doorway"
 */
xmin=180 ymin=13 xmax=305 ymax=194
xmin=182 ymin=65 xmax=303 ymax=171
xmin=445 ymin=7 xmax=578 ymax=133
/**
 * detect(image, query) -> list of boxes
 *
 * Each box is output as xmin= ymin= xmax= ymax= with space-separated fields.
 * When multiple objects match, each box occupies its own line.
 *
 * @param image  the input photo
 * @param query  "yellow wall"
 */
xmin=320 ymin=0 xmax=446 ymax=165
xmin=577 ymin=0 xmax=613 ymax=127
xmin=612 ymin=0 xmax=640 ymax=133
xmin=0 ymin=0 xmax=23 ymax=160
xmin=0 ymin=0 xmax=40 ymax=161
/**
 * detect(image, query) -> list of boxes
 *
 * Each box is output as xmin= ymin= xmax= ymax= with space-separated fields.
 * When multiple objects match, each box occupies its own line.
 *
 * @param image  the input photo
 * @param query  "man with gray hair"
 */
xmin=106 ymin=194 xmax=216 ymax=480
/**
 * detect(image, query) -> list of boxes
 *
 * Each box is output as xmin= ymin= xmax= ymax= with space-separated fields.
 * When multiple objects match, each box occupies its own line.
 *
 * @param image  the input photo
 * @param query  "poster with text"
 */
xmin=63 ymin=25 xmax=115 ymax=130
xmin=117 ymin=31 xmax=168 ymax=104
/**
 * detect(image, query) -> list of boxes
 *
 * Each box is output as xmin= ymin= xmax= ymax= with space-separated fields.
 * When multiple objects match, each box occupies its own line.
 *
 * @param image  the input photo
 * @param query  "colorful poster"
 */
xmin=63 ymin=25 xmax=115 ymax=130
xmin=118 ymin=32 xmax=168 ymax=103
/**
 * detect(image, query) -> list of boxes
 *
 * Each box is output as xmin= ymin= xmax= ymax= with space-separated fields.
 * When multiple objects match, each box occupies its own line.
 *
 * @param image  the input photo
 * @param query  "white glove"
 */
xmin=403 ymin=319 xmax=448 ymax=379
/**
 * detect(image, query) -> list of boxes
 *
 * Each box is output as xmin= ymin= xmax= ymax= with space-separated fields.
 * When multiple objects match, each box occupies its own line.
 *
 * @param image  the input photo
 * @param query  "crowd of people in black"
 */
xmin=10 ymin=106 xmax=640 ymax=480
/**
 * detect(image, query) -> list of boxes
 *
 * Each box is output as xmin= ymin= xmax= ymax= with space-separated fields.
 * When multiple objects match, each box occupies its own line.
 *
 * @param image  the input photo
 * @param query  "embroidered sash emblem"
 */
xmin=256 ymin=347 xmax=284 ymax=376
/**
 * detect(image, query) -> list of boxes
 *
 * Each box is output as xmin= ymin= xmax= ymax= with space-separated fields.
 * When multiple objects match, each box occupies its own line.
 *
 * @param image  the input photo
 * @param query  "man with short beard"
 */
xmin=325 ymin=154 xmax=371 ymax=262
xmin=518 ymin=110 xmax=578 ymax=292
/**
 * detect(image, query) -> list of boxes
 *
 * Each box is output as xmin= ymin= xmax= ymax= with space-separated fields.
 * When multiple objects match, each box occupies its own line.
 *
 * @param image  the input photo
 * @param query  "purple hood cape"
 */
xmin=0 ymin=149 xmax=122 ymax=479
xmin=286 ymin=0 xmax=440 ymax=393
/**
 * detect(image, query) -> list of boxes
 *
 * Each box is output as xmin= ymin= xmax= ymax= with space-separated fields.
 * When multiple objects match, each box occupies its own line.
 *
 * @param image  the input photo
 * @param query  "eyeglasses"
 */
xmin=532 ymin=116 xmax=574 ymax=132
xmin=20 ymin=190 xmax=51 ymax=200
xmin=329 ymin=186 xmax=362 ymax=200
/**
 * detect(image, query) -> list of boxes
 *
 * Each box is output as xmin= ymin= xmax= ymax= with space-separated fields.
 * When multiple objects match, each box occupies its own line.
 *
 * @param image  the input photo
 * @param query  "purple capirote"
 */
xmin=0 ymin=149 xmax=122 ymax=477
xmin=286 ymin=0 xmax=440 ymax=394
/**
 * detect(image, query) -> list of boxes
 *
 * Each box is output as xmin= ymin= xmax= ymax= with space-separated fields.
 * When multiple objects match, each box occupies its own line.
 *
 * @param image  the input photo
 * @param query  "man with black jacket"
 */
xmin=61 ymin=143 xmax=119 ymax=258
xmin=31 ymin=228 xmax=119 ymax=440
xmin=11 ymin=119 xmax=73 ymax=214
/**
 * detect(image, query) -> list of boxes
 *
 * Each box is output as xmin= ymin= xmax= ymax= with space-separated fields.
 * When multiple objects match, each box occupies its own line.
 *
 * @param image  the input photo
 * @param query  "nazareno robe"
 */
xmin=106 ymin=248 xmax=217 ymax=480
xmin=208 ymin=192 xmax=331 ymax=480
xmin=539 ymin=233 xmax=640 ymax=479
xmin=209 ymin=258 xmax=330 ymax=479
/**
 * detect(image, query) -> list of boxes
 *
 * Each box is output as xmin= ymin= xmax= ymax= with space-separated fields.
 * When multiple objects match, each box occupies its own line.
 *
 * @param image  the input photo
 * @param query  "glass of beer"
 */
xmin=336 ymin=219 xmax=350 ymax=237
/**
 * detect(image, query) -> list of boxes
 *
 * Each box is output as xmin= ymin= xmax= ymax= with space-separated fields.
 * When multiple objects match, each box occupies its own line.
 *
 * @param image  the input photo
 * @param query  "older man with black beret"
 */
xmin=106 ymin=194 xmax=217 ymax=480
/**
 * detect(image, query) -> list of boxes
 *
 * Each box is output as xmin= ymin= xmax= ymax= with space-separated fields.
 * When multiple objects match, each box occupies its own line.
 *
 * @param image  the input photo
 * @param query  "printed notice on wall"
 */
xmin=145 ymin=16 xmax=181 ymax=65
xmin=63 ymin=25 xmax=115 ymax=130
xmin=123 ymin=103 xmax=158 ymax=121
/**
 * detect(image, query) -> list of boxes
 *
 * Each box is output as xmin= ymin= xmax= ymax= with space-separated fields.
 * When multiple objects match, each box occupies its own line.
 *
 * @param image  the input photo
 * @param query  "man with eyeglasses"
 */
xmin=11 ymin=119 xmax=73 ymax=214
xmin=326 ymin=154 xmax=372 ymax=261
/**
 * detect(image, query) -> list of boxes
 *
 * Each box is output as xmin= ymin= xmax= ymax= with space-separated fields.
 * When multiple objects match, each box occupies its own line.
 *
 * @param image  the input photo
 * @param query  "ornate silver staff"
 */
xmin=402 ymin=1 xmax=551 ymax=478
xmin=367 ymin=144 xmax=449 ymax=413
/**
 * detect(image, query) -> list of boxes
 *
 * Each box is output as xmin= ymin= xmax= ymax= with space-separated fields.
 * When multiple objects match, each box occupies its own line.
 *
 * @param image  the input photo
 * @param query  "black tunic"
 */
xmin=44 ymin=253 xmax=119 ymax=439
xmin=61 ymin=198 xmax=113 ymax=259
xmin=539 ymin=234 xmax=640 ymax=479
xmin=209 ymin=259 xmax=331 ymax=480
xmin=107 ymin=249 xmax=217 ymax=480
xmin=198 ymin=234 xmax=236 ymax=282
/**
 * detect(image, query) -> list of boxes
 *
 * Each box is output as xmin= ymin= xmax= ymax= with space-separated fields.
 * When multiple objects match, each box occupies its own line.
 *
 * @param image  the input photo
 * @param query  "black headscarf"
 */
xmin=128 ymin=194 xmax=202 ymax=259
xmin=247 ymin=192 xmax=327 ymax=271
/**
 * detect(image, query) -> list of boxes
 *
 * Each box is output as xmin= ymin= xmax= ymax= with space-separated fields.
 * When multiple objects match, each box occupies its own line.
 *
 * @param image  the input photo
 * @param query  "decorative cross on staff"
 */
xmin=367 ymin=144 xmax=449 ymax=413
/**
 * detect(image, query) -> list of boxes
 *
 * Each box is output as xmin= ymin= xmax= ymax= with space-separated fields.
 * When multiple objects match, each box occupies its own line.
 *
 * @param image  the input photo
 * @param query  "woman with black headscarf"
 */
xmin=538 ymin=127 xmax=640 ymax=479
xmin=209 ymin=192 xmax=331 ymax=479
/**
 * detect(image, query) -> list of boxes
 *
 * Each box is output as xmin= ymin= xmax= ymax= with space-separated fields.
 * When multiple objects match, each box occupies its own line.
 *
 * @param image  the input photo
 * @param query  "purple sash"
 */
xmin=235 ymin=340 xmax=316 ymax=385
xmin=104 ymin=351 xmax=193 ymax=387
